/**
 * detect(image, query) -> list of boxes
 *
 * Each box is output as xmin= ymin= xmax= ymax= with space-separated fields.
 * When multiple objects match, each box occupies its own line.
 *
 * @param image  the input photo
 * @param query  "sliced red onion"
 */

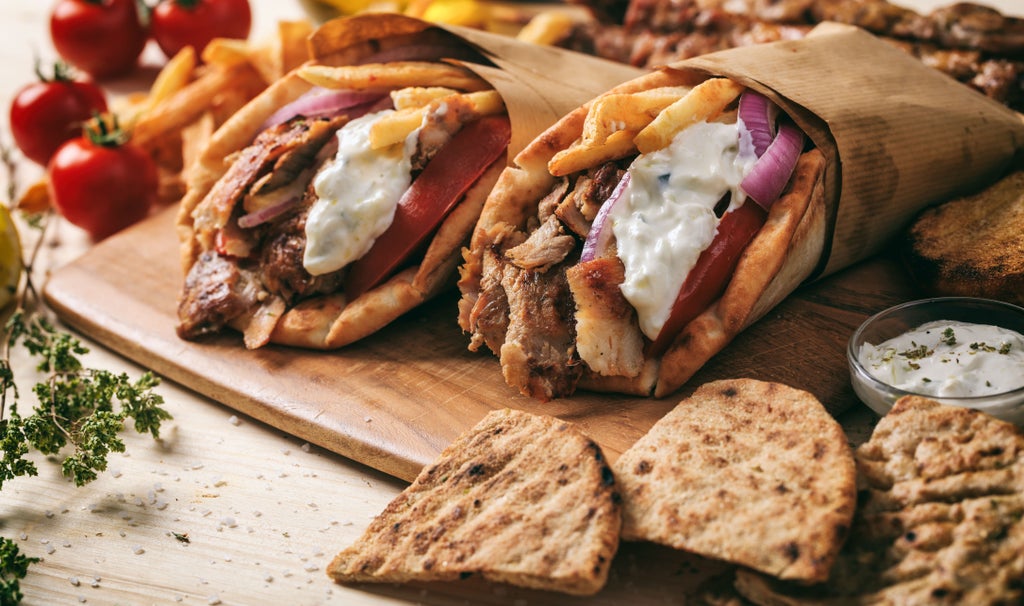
xmin=738 ymin=90 xmax=779 ymax=158
xmin=740 ymin=121 xmax=804 ymax=211
xmin=237 ymin=196 xmax=300 ymax=229
xmin=261 ymin=88 xmax=388 ymax=130
xmin=580 ymin=172 xmax=630 ymax=263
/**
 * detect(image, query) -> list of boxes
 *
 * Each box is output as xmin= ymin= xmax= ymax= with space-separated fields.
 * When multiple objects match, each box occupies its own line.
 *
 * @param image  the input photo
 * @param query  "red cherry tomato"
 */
xmin=151 ymin=0 xmax=253 ymax=60
xmin=47 ymin=119 xmax=158 ymax=241
xmin=648 ymin=200 xmax=767 ymax=357
xmin=49 ymin=0 xmax=148 ymax=79
xmin=344 ymin=115 xmax=511 ymax=299
xmin=9 ymin=63 xmax=108 ymax=166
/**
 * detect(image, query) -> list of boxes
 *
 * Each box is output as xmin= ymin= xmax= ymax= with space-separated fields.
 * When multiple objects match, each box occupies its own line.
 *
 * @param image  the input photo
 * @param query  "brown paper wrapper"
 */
xmin=673 ymin=22 xmax=1024 ymax=278
xmin=307 ymin=13 xmax=647 ymax=160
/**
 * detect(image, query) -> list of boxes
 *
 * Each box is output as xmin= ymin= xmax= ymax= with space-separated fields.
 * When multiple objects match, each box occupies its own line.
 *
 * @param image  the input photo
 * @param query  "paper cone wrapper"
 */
xmin=672 ymin=22 xmax=1024 ymax=277
xmin=307 ymin=13 xmax=647 ymax=160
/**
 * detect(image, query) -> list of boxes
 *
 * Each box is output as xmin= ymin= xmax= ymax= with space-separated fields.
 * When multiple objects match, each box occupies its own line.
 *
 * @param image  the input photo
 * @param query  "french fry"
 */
xmin=201 ymin=37 xmax=252 ymax=68
xmin=15 ymin=178 xmax=51 ymax=215
xmin=298 ymin=62 xmax=491 ymax=93
xmin=150 ymin=47 xmax=198 ymax=107
xmin=390 ymin=86 xmax=461 ymax=110
xmin=132 ymin=62 xmax=265 ymax=151
xmin=581 ymin=86 xmax=692 ymax=147
xmin=516 ymin=11 xmax=576 ymax=46
xmin=369 ymin=89 xmax=504 ymax=149
xmin=634 ymin=78 xmax=744 ymax=154
xmin=548 ymin=129 xmax=638 ymax=177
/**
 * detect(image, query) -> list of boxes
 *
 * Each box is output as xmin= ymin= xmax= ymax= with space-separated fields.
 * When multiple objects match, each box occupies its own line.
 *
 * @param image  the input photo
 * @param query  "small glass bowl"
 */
xmin=848 ymin=297 xmax=1024 ymax=426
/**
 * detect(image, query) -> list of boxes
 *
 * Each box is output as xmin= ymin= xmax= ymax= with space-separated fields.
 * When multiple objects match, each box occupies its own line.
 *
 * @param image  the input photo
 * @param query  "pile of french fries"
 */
xmin=18 ymin=20 xmax=316 ymax=214
xmin=548 ymin=78 xmax=745 ymax=176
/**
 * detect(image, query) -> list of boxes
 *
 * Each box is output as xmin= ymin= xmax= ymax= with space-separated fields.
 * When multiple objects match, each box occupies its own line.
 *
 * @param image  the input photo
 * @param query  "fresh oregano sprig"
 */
xmin=0 ymin=130 xmax=171 ymax=604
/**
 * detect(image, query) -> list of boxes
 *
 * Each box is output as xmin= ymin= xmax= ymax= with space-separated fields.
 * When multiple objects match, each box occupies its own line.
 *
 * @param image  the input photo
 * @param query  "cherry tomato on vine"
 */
xmin=49 ymin=0 xmax=149 ymax=79
xmin=151 ymin=0 xmax=253 ymax=60
xmin=9 ymin=62 xmax=108 ymax=166
xmin=47 ymin=117 xmax=158 ymax=241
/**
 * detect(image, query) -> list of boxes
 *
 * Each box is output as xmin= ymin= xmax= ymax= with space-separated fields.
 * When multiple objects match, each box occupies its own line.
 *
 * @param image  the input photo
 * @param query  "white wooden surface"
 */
xmin=0 ymin=1 xmax=1018 ymax=605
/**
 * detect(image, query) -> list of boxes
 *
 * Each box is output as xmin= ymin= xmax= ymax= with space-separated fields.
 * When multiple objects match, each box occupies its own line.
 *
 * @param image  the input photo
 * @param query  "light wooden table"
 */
xmin=0 ymin=1 xmax=1018 ymax=605
xmin=0 ymin=3 xmax=411 ymax=606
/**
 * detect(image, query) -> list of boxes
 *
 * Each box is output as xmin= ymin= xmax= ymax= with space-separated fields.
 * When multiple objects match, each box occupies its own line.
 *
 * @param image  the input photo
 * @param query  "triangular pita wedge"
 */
xmin=327 ymin=408 xmax=621 ymax=596
xmin=612 ymin=378 xmax=856 ymax=583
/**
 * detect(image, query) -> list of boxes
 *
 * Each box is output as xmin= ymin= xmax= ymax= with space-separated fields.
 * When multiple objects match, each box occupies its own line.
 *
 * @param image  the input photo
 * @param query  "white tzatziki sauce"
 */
xmin=610 ymin=119 xmax=756 ymax=339
xmin=303 ymin=109 xmax=419 ymax=276
xmin=858 ymin=320 xmax=1024 ymax=397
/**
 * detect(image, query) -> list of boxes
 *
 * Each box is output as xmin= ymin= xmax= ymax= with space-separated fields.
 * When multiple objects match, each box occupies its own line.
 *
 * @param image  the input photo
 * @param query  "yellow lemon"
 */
xmin=0 ymin=204 xmax=23 ymax=311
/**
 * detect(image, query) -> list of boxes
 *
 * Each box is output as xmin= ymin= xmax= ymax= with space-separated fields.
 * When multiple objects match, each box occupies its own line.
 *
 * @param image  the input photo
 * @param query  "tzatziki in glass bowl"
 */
xmin=848 ymin=297 xmax=1024 ymax=426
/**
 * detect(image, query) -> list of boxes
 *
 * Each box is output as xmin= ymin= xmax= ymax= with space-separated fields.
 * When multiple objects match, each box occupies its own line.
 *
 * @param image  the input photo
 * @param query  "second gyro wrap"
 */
xmin=458 ymin=23 xmax=1024 ymax=401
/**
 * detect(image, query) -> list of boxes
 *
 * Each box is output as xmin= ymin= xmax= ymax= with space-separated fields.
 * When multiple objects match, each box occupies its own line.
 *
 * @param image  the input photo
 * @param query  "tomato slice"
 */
xmin=344 ymin=114 xmax=511 ymax=299
xmin=648 ymin=200 xmax=767 ymax=357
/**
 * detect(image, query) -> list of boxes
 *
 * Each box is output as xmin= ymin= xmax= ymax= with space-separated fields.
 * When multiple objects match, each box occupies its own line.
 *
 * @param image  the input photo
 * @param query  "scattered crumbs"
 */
xmin=132 ymin=545 xmax=145 ymax=555
xmin=307 ymin=502 xmax=318 ymax=509
xmin=264 ymin=574 xmax=274 ymax=583
xmin=213 ymin=477 xmax=227 ymax=488
xmin=134 ymin=497 xmax=145 ymax=507
xmin=110 ymin=469 xmax=122 ymax=478
xmin=303 ymin=563 xmax=319 ymax=573
xmin=120 ymin=512 xmax=133 ymax=521
xmin=220 ymin=517 xmax=237 ymax=528
xmin=252 ymin=511 xmax=263 ymax=518
xmin=155 ymin=499 xmax=169 ymax=510
xmin=278 ymin=472 xmax=289 ymax=479
xmin=153 ymin=482 xmax=165 ymax=492
xmin=281 ymin=448 xmax=291 ymax=456
xmin=68 ymin=577 xmax=80 ymax=587
xmin=201 ymin=509 xmax=212 ymax=518
xmin=300 ymin=443 xmax=311 ymax=453
xmin=228 ymin=415 xmax=240 ymax=426
xmin=40 ymin=538 xmax=49 ymax=545
xmin=282 ymin=570 xmax=293 ymax=578
xmin=364 ymin=416 xmax=372 ymax=423
xmin=119 ymin=531 xmax=127 ymax=538
xmin=63 ymin=540 xmax=72 ymax=548
xmin=91 ymin=577 xmax=101 ymax=587
xmin=77 ymin=595 xmax=86 ymax=603
xmin=207 ymin=595 xmax=222 ymax=605
xmin=18 ymin=533 xmax=27 ymax=540
xmin=191 ymin=462 xmax=205 ymax=470
xmin=45 ymin=510 xmax=54 ymax=519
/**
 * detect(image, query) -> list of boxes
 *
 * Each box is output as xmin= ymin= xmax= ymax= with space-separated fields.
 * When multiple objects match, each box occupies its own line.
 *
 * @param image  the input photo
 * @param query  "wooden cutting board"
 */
xmin=42 ymin=205 xmax=912 ymax=482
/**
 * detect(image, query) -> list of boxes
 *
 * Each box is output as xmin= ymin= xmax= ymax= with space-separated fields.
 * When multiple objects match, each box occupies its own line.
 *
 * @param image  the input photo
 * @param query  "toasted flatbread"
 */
xmin=735 ymin=395 xmax=1024 ymax=605
xmin=903 ymin=168 xmax=1024 ymax=306
xmin=611 ymin=379 xmax=855 ymax=583
xmin=326 ymin=408 xmax=621 ymax=596
xmin=458 ymin=67 xmax=827 ymax=399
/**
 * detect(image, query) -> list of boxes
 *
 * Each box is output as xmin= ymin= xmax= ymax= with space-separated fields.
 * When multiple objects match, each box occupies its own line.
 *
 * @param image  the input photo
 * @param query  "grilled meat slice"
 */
xmin=177 ymin=251 xmax=263 ymax=340
xmin=566 ymin=256 xmax=645 ymax=378
xmin=505 ymin=215 xmax=577 ymax=271
xmin=191 ymin=116 xmax=346 ymax=242
xmin=499 ymin=260 xmax=582 ymax=401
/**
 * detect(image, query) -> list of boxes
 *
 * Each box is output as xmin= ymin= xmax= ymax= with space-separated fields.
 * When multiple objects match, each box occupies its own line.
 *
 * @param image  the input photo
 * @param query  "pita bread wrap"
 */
xmin=458 ymin=23 xmax=1024 ymax=400
xmin=174 ymin=13 xmax=643 ymax=350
